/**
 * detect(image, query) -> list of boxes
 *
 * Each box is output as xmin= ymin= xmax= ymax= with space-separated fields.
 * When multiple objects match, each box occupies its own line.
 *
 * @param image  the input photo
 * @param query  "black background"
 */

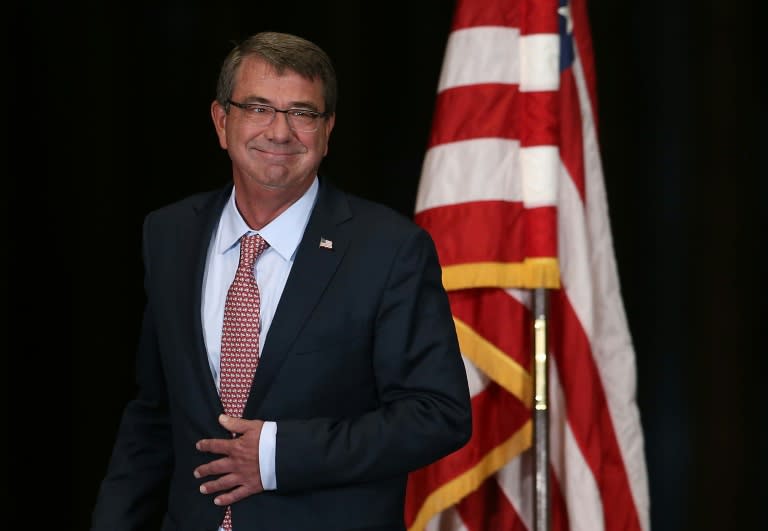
xmin=7 ymin=1 xmax=767 ymax=530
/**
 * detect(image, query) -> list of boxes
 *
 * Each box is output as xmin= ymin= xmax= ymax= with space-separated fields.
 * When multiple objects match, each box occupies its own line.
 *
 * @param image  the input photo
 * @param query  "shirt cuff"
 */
xmin=258 ymin=421 xmax=277 ymax=490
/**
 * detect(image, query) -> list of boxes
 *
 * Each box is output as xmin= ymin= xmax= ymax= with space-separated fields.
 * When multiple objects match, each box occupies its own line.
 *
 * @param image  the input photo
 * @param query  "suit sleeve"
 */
xmin=275 ymin=227 xmax=472 ymax=491
xmin=90 ymin=212 xmax=173 ymax=531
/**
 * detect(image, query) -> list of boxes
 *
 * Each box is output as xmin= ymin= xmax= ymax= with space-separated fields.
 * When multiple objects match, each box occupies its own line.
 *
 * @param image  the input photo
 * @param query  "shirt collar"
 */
xmin=217 ymin=177 xmax=319 ymax=261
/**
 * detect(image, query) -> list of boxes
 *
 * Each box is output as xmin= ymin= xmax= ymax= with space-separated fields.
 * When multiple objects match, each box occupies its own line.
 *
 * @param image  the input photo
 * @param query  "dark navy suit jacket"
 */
xmin=91 ymin=178 xmax=472 ymax=531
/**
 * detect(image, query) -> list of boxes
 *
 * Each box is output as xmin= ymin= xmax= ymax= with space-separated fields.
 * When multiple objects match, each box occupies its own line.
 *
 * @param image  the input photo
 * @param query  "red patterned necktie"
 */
xmin=219 ymin=233 xmax=269 ymax=531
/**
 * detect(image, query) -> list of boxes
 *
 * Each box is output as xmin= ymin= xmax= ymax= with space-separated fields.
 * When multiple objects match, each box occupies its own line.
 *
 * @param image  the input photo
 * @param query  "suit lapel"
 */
xmin=185 ymin=185 xmax=232 ymax=417
xmin=245 ymin=180 xmax=351 ymax=415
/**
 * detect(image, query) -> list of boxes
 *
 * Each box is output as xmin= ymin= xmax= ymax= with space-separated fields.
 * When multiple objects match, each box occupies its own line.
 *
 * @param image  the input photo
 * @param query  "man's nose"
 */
xmin=265 ymin=110 xmax=293 ymax=140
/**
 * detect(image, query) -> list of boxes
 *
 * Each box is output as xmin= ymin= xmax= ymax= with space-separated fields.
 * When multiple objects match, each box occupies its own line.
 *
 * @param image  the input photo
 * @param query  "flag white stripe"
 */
xmin=504 ymin=287 xmax=532 ymax=309
xmin=495 ymin=450 xmax=534 ymax=530
xmin=557 ymin=160 xmax=594 ymax=335
xmin=521 ymin=145 xmax=560 ymax=206
xmin=550 ymin=356 xmax=606 ymax=531
xmin=417 ymin=139 xmax=522 ymax=211
xmin=426 ymin=506 xmax=469 ymax=531
xmin=519 ymin=34 xmax=560 ymax=92
xmin=438 ymin=28 xmax=521 ymax=91
xmin=437 ymin=28 xmax=560 ymax=93
xmin=416 ymin=140 xmax=561 ymax=213
xmin=462 ymin=354 xmax=490 ymax=398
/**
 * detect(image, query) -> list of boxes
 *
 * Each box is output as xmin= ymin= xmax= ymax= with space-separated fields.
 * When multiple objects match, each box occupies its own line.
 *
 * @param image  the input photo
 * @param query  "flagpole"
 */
xmin=533 ymin=287 xmax=550 ymax=531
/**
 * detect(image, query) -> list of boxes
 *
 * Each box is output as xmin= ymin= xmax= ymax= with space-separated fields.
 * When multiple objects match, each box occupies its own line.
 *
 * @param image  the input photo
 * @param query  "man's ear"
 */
xmin=322 ymin=113 xmax=336 ymax=156
xmin=211 ymin=100 xmax=228 ymax=150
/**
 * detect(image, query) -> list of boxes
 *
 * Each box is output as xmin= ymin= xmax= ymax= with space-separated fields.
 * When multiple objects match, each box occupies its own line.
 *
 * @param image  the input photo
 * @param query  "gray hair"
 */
xmin=216 ymin=32 xmax=337 ymax=114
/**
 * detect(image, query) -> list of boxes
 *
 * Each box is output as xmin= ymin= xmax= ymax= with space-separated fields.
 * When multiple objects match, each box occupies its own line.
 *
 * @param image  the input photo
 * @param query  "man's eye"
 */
xmin=250 ymin=105 xmax=270 ymax=114
xmin=289 ymin=110 xmax=314 ymax=117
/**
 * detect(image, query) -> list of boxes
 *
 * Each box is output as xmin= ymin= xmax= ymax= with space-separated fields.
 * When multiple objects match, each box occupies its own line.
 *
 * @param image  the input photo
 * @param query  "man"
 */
xmin=91 ymin=31 xmax=471 ymax=531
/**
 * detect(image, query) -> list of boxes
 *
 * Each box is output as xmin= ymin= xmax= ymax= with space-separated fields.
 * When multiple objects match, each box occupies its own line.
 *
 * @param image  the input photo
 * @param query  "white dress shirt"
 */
xmin=201 ymin=177 xmax=318 ymax=496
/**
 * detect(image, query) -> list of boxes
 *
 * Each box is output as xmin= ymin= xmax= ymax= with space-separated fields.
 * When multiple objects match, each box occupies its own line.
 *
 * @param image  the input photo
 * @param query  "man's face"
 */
xmin=212 ymin=55 xmax=335 ymax=196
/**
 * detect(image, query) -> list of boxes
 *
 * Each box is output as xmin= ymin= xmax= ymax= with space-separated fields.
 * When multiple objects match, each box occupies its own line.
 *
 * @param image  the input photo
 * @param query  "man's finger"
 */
xmin=199 ymin=471 xmax=242 ymax=496
xmin=195 ymin=437 xmax=234 ymax=456
xmin=193 ymin=456 xmax=233 ymax=479
xmin=214 ymin=484 xmax=256 ymax=507
xmin=218 ymin=414 xmax=255 ymax=433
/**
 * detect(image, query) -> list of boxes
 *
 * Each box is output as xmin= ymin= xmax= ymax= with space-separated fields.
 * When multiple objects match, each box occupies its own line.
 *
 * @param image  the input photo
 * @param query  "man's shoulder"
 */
xmin=346 ymin=193 xmax=411 ymax=224
xmin=317 ymin=181 xmax=437 ymax=262
xmin=146 ymin=183 xmax=231 ymax=222
xmin=321 ymin=179 xmax=418 ymax=234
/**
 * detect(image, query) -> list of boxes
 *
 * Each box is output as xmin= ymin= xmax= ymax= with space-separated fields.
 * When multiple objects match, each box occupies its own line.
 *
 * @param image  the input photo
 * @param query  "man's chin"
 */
xmin=251 ymin=172 xmax=315 ymax=193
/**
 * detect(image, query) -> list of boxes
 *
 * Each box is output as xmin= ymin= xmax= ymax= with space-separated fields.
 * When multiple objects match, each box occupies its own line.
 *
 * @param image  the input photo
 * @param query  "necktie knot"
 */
xmin=239 ymin=233 xmax=269 ymax=269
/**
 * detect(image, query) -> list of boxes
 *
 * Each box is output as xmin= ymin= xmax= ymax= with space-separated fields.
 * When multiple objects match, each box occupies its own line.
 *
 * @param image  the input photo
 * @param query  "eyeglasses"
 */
xmin=227 ymin=99 xmax=329 ymax=133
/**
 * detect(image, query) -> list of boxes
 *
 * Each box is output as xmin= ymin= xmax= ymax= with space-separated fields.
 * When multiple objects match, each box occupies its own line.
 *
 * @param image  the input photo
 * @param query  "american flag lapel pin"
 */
xmin=319 ymin=237 xmax=333 ymax=250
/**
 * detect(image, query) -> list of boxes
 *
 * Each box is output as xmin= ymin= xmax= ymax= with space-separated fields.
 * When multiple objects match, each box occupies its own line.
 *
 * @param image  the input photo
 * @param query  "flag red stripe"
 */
xmin=429 ymin=84 xmax=520 ymax=146
xmin=450 ymin=289 xmax=531 ymax=370
xmin=415 ymin=203 xmax=557 ymax=265
xmin=429 ymin=85 xmax=559 ymax=149
xmin=457 ymin=476 xmax=528 ymax=531
xmin=451 ymin=0 xmax=557 ymax=34
xmin=522 ymin=0 xmax=559 ymax=35
xmin=551 ymin=289 xmax=643 ymax=530
xmin=569 ymin=0 xmax=599 ymax=124
xmin=521 ymin=91 xmax=560 ymax=147
xmin=550 ymin=464 xmax=572 ymax=531
xmin=558 ymin=68 xmax=586 ymax=201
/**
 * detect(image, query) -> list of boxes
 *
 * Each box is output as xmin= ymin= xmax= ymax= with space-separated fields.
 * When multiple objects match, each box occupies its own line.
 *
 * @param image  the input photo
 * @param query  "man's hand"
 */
xmin=194 ymin=414 xmax=265 ymax=506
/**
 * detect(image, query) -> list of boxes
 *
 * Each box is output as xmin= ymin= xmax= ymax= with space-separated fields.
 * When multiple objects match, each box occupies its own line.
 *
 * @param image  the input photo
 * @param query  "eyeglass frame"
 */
xmin=226 ymin=99 xmax=330 ymax=132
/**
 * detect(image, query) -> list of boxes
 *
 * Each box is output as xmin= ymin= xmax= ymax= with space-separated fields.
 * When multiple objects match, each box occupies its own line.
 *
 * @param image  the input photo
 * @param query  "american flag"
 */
xmin=405 ymin=0 xmax=650 ymax=530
